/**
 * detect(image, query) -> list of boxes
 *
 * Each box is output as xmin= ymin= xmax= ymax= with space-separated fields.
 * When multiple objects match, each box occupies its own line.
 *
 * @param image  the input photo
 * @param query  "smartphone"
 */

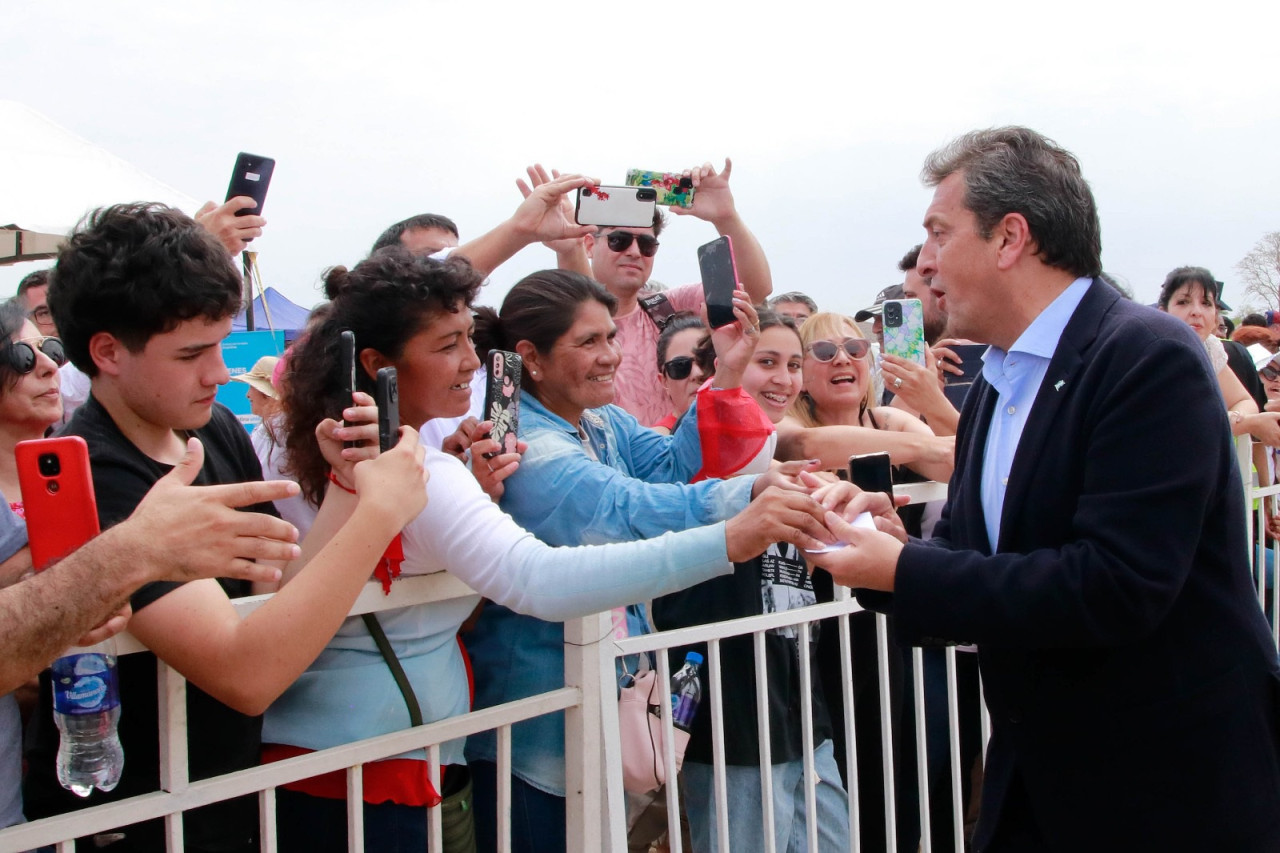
xmin=225 ymin=152 xmax=275 ymax=218
xmin=848 ymin=451 xmax=894 ymax=499
xmin=376 ymin=367 xmax=400 ymax=454
xmin=16 ymin=437 xmax=100 ymax=571
xmin=697 ymin=235 xmax=739 ymax=329
xmin=624 ymin=169 xmax=695 ymax=209
xmin=574 ymin=185 xmax=658 ymax=227
xmin=340 ymin=330 xmax=358 ymax=449
xmin=941 ymin=342 xmax=988 ymax=409
xmin=483 ymin=350 xmax=522 ymax=458
xmin=882 ymin=298 xmax=927 ymax=366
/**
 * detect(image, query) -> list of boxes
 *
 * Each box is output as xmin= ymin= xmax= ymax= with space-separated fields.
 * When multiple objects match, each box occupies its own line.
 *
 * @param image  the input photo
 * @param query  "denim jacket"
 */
xmin=464 ymin=392 xmax=756 ymax=795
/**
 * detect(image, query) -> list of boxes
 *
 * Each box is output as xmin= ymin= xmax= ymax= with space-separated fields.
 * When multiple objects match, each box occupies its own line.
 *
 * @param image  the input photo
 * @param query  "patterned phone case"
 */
xmin=624 ymin=169 xmax=695 ymax=208
xmin=882 ymin=299 xmax=927 ymax=365
xmin=484 ymin=351 xmax=522 ymax=455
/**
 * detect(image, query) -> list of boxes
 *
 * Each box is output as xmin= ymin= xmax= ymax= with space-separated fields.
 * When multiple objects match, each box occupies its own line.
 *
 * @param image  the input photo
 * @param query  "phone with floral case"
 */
xmin=624 ymin=169 xmax=695 ymax=208
xmin=882 ymin=298 xmax=927 ymax=366
xmin=483 ymin=350 xmax=522 ymax=457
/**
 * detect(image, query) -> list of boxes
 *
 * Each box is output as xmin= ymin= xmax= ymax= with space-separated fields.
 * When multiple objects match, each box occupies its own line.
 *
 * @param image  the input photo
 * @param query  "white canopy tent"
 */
xmin=0 ymin=101 xmax=199 ymax=268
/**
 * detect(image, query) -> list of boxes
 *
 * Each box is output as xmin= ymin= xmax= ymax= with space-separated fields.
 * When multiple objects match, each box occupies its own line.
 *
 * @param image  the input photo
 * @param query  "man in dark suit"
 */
xmin=821 ymin=127 xmax=1280 ymax=851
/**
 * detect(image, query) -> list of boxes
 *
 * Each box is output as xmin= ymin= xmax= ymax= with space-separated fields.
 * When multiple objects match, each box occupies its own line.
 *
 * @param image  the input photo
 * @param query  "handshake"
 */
xmin=725 ymin=462 xmax=908 ymax=592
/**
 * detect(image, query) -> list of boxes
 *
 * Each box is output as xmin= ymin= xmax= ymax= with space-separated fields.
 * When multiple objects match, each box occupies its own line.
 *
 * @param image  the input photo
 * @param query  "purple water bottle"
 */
xmin=670 ymin=651 xmax=703 ymax=733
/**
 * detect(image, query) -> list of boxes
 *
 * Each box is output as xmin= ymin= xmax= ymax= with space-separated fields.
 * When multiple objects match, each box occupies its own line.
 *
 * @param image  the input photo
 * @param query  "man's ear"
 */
xmin=514 ymin=340 xmax=540 ymax=381
xmin=358 ymin=348 xmax=392 ymax=384
xmin=88 ymin=332 xmax=126 ymax=377
xmin=582 ymin=232 xmax=597 ymax=257
xmin=994 ymin=212 xmax=1032 ymax=271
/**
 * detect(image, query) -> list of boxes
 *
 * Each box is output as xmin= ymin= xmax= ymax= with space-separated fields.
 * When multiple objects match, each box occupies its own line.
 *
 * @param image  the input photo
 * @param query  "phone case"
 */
xmin=16 ymin=437 xmax=100 ymax=571
xmin=340 ymin=330 xmax=359 ymax=449
xmin=376 ymin=367 xmax=399 ymax=453
xmin=697 ymin=235 xmax=739 ymax=329
xmin=574 ymin=185 xmax=658 ymax=227
xmin=225 ymin=152 xmax=275 ymax=217
xmin=624 ymin=169 xmax=695 ymax=208
xmin=483 ymin=351 xmax=522 ymax=456
xmin=848 ymin=451 xmax=894 ymax=498
xmin=882 ymin=298 xmax=927 ymax=366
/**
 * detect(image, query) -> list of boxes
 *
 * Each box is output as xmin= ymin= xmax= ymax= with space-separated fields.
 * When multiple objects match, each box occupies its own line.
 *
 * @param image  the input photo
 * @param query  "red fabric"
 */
xmin=653 ymin=412 xmax=678 ymax=431
xmin=261 ymin=743 xmax=442 ymax=806
xmin=690 ymin=384 xmax=775 ymax=483
xmin=374 ymin=534 xmax=404 ymax=594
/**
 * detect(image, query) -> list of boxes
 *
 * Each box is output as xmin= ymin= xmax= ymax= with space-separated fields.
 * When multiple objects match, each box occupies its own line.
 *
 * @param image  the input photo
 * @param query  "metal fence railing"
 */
xmin=3 ymin=442 xmax=1275 ymax=851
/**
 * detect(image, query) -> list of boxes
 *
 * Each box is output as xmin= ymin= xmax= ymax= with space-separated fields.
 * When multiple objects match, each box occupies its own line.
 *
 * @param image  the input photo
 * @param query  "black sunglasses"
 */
xmin=806 ymin=338 xmax=870 ymax=362
xmin=661 ymin=356 xmax=695 ymax=380
xmin=603 ymin=231 xmax=660 ymax=258
xmin=1262 ymin=362 xmax=1280 ymax=382
xmin=6 ymin=336 xmax=66 ymax=373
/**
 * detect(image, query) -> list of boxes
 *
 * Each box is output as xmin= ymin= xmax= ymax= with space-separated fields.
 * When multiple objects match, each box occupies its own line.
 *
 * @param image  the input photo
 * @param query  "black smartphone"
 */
xmin=941 ymin=343 xmax=988 ymax=409
xmin=376 ymin=367 xmax=400 ymax=453
xmin=340 ymin=330 xmax=358 ymax=449
xmin=225 ymin=152 xmax=275 ymax=218
xmin=483 ymin=350 xmax=522 ymax=458
xmin=697 ymin=235 xmax=739 ymax=329
xmin=848 ymin=451 xmax=894 ymax=499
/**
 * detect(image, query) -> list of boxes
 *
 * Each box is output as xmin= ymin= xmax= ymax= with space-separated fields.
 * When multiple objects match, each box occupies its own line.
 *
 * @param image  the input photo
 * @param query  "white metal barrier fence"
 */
xmin=3 ymin=439 xmax=1276 ymax=852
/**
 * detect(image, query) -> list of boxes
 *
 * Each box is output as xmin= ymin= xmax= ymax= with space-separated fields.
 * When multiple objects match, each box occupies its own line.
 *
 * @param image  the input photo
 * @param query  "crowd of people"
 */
xmin=0 ymin=127 xmax=1278 ymax=853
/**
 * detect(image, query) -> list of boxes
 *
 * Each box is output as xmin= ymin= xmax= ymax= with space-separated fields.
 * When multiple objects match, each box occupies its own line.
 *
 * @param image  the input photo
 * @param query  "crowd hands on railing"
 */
xmin=1 ymin=129 xmax=1279 ymax=852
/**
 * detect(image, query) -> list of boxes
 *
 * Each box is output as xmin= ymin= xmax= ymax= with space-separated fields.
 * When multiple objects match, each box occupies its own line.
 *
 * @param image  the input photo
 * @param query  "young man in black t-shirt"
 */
xmin=23 ymin=203 xmax=428 ymax=852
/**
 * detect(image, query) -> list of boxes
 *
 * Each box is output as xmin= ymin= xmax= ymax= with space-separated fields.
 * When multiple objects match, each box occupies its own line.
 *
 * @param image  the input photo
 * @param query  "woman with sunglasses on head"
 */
xmin=0 ymin=301 xmax=68 ymax=511
xmin=463 ymin=271 xmax=840 ymax=853
xmin=652 ymin=312 xmax=709 ymax=434
xmin=271 ymin=252 xmax=827 ymax=852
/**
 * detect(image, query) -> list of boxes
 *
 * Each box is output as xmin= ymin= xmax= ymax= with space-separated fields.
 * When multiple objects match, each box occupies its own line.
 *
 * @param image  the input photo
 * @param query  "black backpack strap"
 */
xmin=638 ymin=292 xmax=676 ymax=330
xmin=362 ymin=612 xmax=423 ymax=726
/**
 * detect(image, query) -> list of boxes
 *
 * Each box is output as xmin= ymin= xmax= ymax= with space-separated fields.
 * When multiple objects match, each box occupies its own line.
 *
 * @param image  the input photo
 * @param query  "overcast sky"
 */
xmin=3 ymin=1 xmax=1277 ymax=317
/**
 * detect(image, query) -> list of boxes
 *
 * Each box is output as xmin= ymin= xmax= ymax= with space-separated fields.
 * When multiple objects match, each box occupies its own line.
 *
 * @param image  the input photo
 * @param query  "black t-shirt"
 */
xmin=24 ymin=396 xmax=277 ymax=853
xmin=652 ymin=543 xmax=832 ymax=766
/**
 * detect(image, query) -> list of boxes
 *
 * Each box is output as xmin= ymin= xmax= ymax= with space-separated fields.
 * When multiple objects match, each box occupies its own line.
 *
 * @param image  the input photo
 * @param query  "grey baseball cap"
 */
xmin=854 ymin=284 xmax=905 ymax=322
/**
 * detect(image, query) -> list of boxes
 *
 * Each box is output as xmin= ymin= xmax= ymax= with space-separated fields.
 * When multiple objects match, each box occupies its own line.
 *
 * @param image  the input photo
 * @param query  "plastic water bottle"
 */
xmin=670 ymin=651 xmax=703 ymax=733
xmin=51 ymin=638 xmax=123 ymax=796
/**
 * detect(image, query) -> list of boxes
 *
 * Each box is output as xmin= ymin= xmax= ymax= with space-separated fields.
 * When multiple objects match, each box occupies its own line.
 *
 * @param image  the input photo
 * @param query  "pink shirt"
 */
xmin=613 ymin=282 xmax=704 ymax=426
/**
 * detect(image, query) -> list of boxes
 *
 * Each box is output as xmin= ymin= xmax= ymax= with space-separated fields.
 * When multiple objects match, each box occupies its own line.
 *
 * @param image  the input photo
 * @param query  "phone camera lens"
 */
xmin=582 ymin=187 xmax=593 ymax=197
xmin=885 ymin=304 xmax=901 ymax=325
xmin=37 ymin=454 xmax=60 ymax=477
xmin=47 ymin=481 xmax=59 ymax=494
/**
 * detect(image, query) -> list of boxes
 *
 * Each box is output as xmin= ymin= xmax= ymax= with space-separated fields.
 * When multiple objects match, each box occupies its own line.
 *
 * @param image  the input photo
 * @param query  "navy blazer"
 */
xmin=891 ymin=280 xmax=1280 ymax=851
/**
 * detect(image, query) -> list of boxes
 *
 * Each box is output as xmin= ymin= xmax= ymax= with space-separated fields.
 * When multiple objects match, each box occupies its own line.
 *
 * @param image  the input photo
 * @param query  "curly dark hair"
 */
xmin=282 ymin=248 xmax=483 ymax=506
xmin=47 ymin=203 xmax=242 ymax=376
xmin=48 ymin=203 xmax=241 ymax=376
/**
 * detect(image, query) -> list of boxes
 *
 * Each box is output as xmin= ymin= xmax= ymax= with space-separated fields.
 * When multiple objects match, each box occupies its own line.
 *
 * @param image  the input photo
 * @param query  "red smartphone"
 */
xmin=16 ymin=437 xmax=100 ymax=571
xmin=697 ymin=235 xmax=739 ymax=329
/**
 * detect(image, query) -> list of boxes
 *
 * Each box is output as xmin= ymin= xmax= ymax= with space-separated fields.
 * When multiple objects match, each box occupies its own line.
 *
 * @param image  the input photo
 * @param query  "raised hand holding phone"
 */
xmin=698 ymin=234 xmax=740 ymax=329
xmin=225 ymin=152 xmax=275 ymax=218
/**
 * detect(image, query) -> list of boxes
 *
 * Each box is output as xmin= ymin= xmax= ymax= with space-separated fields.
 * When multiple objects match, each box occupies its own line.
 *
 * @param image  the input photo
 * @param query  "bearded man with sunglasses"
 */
xmin=577 ymin=159 xmax=774 ymax=426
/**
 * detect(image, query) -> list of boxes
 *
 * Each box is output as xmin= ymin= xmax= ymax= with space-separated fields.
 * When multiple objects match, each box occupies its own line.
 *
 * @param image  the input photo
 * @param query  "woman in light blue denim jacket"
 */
xmin=464 ymin=270 xmax=829 ymax=853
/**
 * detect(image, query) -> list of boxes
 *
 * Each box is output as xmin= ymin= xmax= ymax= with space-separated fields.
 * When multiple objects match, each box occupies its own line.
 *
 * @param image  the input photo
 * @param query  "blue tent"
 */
xmin=233 ymin=286 xmax=312 ymax=340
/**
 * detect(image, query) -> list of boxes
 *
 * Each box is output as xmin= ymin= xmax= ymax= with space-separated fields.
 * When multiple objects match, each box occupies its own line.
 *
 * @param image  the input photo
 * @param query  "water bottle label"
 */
xmin=52 ymin=654 xmax=120 ymax=715
xmin=672 ymin=694 xmax=698 ymax=728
